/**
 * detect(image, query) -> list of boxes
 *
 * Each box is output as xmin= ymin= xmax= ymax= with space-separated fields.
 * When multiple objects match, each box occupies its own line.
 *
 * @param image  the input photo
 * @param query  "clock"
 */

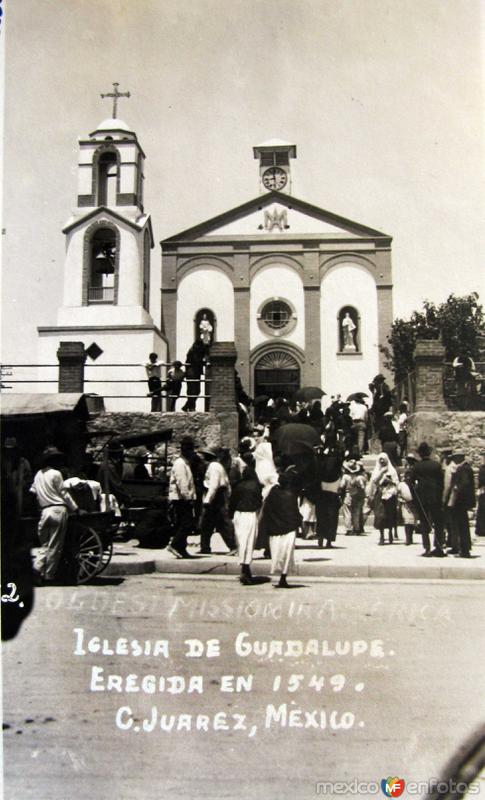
xmin=262 ymin=167 xmax=288 ymax=190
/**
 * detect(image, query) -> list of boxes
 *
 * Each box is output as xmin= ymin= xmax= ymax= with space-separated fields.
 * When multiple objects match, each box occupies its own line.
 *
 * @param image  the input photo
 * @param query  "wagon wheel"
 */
xmin=95 ymin=540 xmax=114 ymax=577
xmin=76 ymin=526 xmax=104 ymax=584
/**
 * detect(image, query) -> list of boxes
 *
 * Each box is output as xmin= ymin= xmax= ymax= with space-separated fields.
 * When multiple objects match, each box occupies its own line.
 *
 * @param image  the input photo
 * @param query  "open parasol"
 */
xmin=346 ymin=392 xmax=368 ymax=402
xmin=295 ymin=386 xmax=326 ymax=403
xmin=273 ymin=422 xmax=320 ymax=456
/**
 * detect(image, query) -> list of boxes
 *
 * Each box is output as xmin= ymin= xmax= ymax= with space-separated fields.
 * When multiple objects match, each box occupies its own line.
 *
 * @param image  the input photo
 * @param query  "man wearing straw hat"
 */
xmin=30 ymin=447 xmax=85 ymax=583
xmin=448 ymin=450 xmax=476 ymax=558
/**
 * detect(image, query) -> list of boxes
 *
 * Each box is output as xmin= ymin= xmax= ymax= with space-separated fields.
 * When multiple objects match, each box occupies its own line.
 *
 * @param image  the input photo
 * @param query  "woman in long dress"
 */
xmin=340 ymin=459 xmax=366 ymax=535
xmin=258 ymin=467 xmax=302 ymax=588
xmin=228 ymin=454 xmax=262 ymax=585
xmin=315 ymin=446 xmax=343 ymax=548
xmin=367 ymin=453 xmax=398 ymax=545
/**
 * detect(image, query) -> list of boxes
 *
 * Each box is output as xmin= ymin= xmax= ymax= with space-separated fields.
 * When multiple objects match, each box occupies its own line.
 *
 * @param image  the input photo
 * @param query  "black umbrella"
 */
xmin=295 ymin=386 xmax=326 ymax=403
xmin=273 ymin=423 xmax=320 ymax=456
xmin=346 ymin=392 xmax=368 ymax=402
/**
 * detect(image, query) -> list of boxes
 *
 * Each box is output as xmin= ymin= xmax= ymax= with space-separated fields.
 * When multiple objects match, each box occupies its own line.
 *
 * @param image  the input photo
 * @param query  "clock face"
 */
xmin=262 ymin=167 xmax=288 ymax=190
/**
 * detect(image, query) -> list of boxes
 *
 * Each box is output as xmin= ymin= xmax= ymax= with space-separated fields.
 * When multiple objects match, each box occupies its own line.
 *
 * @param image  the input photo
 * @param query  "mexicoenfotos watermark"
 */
xmin=315 ymin=777 xmax=480 ymax=796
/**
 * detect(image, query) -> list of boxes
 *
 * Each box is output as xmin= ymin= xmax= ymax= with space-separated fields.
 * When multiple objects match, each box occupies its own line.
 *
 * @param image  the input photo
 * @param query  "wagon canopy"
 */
xmin=1 ymin=393 xmax=89 ymax=420
xmin=1 ymin=394 xmax=91 ymax=469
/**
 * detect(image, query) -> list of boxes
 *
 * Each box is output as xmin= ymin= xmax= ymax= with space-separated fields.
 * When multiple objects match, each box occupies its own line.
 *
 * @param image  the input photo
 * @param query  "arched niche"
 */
xmin=195 ymin=308 xmax=216 ymax=351
xmin=338 ymin=305 xmax=360 ymax=353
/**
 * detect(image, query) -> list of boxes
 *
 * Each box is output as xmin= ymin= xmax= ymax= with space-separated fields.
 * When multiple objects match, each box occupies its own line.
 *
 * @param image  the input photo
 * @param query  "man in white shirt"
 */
xmin=30 ymin=447 xmax=84 ymax=582
xmin=199 ymin=448 xmax=236 ymax=555
xmin=145 ymin=352 xmax=163 ymax=412
xmin=350 ymin=398 xmax=369 ymax=456
xmin=167 ymin=436 xmax=197 ymax=558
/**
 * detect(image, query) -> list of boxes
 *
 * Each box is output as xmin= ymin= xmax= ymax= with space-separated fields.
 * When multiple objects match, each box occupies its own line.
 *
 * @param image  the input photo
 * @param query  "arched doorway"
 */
xmin=254 ymin=349 xmax=300 ymax=401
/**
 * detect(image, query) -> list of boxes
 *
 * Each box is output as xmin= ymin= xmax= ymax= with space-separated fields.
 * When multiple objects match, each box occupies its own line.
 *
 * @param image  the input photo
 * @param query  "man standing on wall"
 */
xmin=145 ymin=352 xmax=163 ymax=412
xmin=165 ymin=360 xmax=186 ymax=411
xmin=182 ymin=340 xmax=205 ymax=412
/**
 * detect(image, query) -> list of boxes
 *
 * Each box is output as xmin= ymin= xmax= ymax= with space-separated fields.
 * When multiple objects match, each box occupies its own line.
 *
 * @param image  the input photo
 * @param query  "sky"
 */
xmin=1 ymin=0 xmax=484 ymax=363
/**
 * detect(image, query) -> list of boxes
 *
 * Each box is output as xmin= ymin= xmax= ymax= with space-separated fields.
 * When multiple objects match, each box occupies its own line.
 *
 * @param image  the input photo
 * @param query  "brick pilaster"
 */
xmin=303 ymin=247 xmax=321 ymax=387
xmin=209 ymin=341 xmax=238 ymax=451
xmin=234 ymin=248 xmax=250 ymax=390
xmin=57 ymin=342 xmax=86 ymax=393
xmin=209 ymin=342 xmax=237 ymax=411
xmin=414 ymin=339 xmax=445 ymax=411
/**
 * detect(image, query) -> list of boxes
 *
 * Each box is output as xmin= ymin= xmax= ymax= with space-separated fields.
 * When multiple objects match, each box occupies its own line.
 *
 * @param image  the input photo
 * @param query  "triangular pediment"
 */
xmin=162 ymin=191 xmax=390 ymax=243
xmin=63 ymin=207 xmax=154 ymax=246
xmin=209 ymin=204 xmax=360 ymax=236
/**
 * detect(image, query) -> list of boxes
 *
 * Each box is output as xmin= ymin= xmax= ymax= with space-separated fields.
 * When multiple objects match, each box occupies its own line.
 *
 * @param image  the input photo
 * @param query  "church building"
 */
xmin=38 ymin=101 xmax=393 ymax=409
xmin=162 ymin=139 xmax=393 ymax=402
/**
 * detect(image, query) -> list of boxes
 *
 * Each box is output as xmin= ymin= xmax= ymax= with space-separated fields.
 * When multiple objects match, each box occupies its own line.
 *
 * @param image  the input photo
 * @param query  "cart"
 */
xmin=30 ymin=427 xmax=174 ymax=583
xmin=65 ymin=511 xmax=117 ymax=584
xmin=18 ymin=510 xmax=116 ymax=586
xmin=91 ymin=427 xmax=173 ymax=549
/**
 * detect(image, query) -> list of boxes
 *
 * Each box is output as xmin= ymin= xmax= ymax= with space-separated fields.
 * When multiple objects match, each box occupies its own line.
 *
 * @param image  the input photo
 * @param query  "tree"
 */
xmin=381 ymin=293 xmax=484 ymax=381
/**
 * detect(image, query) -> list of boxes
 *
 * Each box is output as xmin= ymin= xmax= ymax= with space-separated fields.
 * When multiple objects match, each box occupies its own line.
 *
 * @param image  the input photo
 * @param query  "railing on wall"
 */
xmin=392 ymin=371 xmax=416 ymax=413
xmin=87 ymin=286 xmax=115 ymax=302
xmin=0 ymin=361 xmax=212 ymax=411
xmin=391 ymin=362 xmax=485 ymax=414
xmin=443 ymin=361 xmax=485 ymax=411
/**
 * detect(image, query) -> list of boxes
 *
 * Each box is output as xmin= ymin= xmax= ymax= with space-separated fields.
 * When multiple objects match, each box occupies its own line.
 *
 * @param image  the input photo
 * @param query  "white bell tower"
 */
xmin=37 ymin=85 xmax=167 ymax=409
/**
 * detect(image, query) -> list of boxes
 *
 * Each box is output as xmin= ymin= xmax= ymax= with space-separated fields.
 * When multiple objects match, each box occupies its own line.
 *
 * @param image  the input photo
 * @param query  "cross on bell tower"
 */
xmin=100 ymin=82 xmax=131 ymax=118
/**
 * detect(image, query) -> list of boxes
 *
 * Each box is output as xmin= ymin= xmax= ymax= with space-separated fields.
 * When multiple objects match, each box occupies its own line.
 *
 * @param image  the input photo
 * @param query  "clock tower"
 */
xmin=253 ymin=139 xmax=296 ymax=194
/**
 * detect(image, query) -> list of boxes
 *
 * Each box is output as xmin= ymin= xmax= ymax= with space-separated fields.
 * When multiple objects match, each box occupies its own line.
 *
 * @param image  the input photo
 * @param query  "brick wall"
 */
xmin=414 ymin=339 xmax=446 ymax=411
xmin=208 ymin=341 xmax=238 ymax=452
xmin=57 ymin=342 xmax=86 ymax=392
xmin=209 ymin=342 xmax=237 ymax=412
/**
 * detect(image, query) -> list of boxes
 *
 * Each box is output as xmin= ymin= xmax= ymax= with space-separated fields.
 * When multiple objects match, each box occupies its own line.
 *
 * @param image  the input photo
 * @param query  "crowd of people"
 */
xmin=163 ymin=399 xmax=485 ymax=586
xmin=3 ymin=371 xmax=484 ymax=592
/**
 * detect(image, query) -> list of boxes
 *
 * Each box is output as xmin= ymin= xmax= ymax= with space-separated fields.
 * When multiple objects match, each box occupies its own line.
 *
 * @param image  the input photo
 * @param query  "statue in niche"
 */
xmin=199 ymin=313 xmax=214 ymax=348
xmin=341 ymin=312 xmax=357 ymax=351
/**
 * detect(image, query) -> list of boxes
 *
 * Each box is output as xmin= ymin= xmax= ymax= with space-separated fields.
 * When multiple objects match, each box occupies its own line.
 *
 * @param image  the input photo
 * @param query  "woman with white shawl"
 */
xmin=253 ymin=436 xmax=279 ymax=499
xmin=367 ymin=452 xmax=399 ymax=545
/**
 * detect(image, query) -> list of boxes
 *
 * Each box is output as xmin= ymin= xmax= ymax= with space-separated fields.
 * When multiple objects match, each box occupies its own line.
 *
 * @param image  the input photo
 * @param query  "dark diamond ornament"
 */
xmin=85 ymin=342 xmax=103 ymax=361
